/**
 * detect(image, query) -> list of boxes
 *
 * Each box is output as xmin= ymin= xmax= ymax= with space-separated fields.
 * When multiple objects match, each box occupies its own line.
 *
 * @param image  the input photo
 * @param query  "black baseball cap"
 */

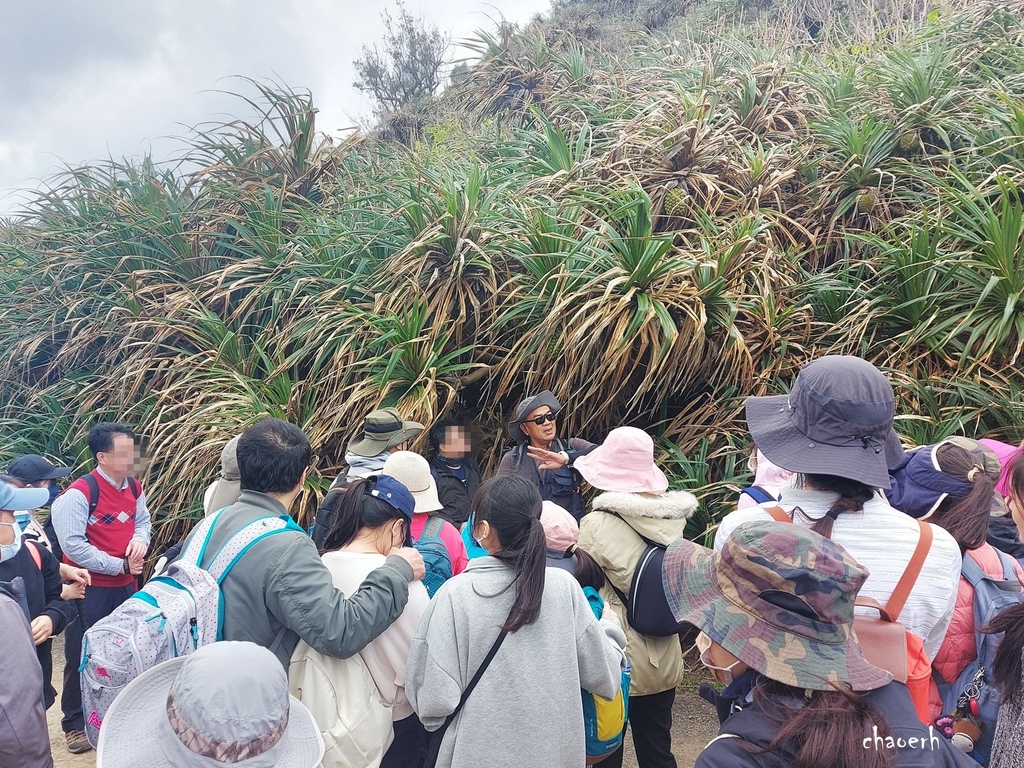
xmin=7 ymin=455 xmax=72 ymax=484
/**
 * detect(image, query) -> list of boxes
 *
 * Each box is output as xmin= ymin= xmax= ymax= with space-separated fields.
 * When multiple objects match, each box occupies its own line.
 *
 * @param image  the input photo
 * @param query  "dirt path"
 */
xmin=47 ymin=636 xmax=721 ymax=767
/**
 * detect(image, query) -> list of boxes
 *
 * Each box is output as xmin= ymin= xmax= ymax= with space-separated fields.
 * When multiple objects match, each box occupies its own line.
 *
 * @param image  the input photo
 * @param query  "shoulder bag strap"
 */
xmin=763 ymin=505 xmax=792 ymax=523
xmin=885 ymin=520 xmax=932 ymax=621
xmin=26 ymin=540 xmax=43 ymax=571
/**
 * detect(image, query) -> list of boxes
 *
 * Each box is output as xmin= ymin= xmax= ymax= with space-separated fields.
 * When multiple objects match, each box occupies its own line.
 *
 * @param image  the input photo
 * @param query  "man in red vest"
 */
xmin=51 ymin=422 xmax=151 ymax=754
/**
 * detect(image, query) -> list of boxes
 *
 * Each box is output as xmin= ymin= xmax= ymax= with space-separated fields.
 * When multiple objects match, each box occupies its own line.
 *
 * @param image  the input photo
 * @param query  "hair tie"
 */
xmin=967 ymin=466 xmax=983 ymax=483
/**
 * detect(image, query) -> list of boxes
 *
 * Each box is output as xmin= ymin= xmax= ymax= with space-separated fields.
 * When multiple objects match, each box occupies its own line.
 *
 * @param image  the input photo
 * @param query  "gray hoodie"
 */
xmin=0 ymin=589 xmax=53 ymax=768
xmin=181 ymin=490 xmax=414 ymax=667
xmin=407 ymin=557 xmax=626 ymax=768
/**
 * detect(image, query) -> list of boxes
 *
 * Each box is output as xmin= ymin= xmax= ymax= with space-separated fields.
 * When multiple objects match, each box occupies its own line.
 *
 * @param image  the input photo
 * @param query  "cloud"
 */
xmin=0 ymin=0 xmax=551 ymax=212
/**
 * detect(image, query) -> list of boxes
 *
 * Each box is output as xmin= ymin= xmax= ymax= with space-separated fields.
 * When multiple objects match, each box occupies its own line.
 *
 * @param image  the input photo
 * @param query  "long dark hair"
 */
xmin=800 ymin=474 xmax=875 ymax=538
xmin=927 ymin=442 xmax=997 ymax=552
xmin=983 ymin=602 xmax=1024 ymax=702
xmin=320 ymin=477 xmax=410 ymax=553
xmin=752 ymin=677 xmax=894 ymax=768
xmin=572 ymin=547 xmax=607 ymax=591
xmin=473 ymin=475 xmax=546 ymax=632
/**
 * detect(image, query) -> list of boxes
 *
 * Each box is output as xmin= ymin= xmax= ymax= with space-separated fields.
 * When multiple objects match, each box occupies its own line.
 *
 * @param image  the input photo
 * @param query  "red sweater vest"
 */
xmin=65 ymin=470 xmax=139 ymax=587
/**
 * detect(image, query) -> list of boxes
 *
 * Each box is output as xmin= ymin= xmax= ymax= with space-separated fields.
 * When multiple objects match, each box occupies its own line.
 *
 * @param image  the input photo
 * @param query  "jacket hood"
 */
xmin=591 ymin=490 xmax=698 ymax=521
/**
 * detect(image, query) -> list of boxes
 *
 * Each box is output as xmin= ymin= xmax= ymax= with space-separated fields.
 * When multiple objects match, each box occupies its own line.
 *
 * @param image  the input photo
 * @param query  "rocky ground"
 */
xmin=47 ymin=635 xmax=720 ymax=767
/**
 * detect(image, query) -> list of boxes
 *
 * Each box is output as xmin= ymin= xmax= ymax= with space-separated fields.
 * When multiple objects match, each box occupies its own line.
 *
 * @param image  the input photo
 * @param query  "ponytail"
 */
xmin=753 ymin=677 xmax=894 ymax=768
xmin=801 ymin=474 xmax=874 ymax=539
xmin=473 ymin=475 xmax=547 ymax=632
xmin=927 ymin=441 xmax=997 ymax=552
xmin=983 ymin=602 xmax=1024 ymax=701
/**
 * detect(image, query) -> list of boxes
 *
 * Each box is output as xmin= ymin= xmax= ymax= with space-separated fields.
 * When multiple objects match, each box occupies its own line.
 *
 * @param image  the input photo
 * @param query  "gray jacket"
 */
xmin=0 ymin=589 xmax=53 ymax=768
xmin=407 ymin=558 xmax=626 ymax=768
xmin=183 ymin=490 xmax=414 ymax=667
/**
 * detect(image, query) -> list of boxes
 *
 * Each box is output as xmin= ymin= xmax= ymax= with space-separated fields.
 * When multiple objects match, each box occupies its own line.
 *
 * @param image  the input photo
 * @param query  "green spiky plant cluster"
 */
xmin=3 ymin=2 xmax=1024 ymax=552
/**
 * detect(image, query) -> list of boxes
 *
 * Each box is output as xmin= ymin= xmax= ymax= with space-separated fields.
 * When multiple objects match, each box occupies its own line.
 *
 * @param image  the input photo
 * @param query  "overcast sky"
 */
xmin=0 ymin=0 xmax=551 ymax=213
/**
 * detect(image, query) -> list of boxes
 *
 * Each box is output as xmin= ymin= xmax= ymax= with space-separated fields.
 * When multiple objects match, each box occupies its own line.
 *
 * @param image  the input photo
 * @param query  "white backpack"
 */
xmin=81 ymin=510 xmax=300 ymax=746
xmin=289 ymin=642 xmax=395 ymax=768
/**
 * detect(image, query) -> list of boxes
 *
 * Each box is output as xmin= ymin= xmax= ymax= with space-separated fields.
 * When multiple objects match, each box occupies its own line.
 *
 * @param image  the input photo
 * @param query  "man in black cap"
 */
xmin=497 ymin=390 xmax=596 ymax=521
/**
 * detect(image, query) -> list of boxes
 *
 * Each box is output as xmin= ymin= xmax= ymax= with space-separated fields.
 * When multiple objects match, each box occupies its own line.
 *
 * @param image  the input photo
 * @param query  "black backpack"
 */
xmin=610 ymin=527 xmax=687 ymax=637
xmin=311 ymin=468 xmax=351 ymax=549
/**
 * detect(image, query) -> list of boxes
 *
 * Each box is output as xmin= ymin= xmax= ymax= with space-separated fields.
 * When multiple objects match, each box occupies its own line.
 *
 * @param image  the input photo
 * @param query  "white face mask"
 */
xmin=697 ymin=631 xmax=743 ymax=686
xmin=0 ymin=519 xmax=24 ymax=563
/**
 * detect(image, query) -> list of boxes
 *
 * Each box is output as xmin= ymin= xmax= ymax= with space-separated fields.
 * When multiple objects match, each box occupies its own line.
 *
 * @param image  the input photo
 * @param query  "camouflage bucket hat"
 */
xmin=662 ymin=520 xmax=892 ymax=693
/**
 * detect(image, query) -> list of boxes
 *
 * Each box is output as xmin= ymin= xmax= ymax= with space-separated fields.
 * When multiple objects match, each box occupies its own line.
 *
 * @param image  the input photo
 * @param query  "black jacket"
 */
xmin=428 ymin=455 xmax=481 ymax=527
xmin=0 ymin=540 xmax=72 ymax=709
xmin=697 ymin=673 xmax=976 ymax=768
xmin=988 ymin=514 xmax=1024 ymax=560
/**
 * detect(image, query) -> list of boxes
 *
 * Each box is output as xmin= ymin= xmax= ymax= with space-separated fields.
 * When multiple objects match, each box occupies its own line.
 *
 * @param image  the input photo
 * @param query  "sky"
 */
xmin=0 ymin=0 xmax=552 ymax=212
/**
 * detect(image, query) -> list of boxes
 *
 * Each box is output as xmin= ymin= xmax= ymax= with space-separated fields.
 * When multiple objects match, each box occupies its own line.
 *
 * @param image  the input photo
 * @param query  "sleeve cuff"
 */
xmin=383 ymin=554 xmax=415 ymax=583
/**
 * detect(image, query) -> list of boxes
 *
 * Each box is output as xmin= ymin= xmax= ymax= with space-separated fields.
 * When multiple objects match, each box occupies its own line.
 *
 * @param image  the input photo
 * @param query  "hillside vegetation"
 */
xmin=2 ymin=0 xmax=1023 ymax=545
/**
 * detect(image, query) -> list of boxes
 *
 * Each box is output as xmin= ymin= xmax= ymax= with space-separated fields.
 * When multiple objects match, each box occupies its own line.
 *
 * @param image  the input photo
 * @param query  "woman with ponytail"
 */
xmin=666 ymin=520 xmax=974 ymax=768
xmin=317 ymin=475 xmax=431 ymax=768
xmin=406 ymin=475 xmax=626 ymax=768
xmin=715 ymin=356 xmax=962 ymax=660
xmin=887 ymin=437 xmax=1024 ymax=720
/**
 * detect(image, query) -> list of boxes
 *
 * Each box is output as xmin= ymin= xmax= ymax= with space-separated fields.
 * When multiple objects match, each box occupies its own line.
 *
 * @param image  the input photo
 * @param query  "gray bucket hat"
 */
xmin=204 ymin=435 xmax=241 ymax=516
xmin=96 ymin=641 xmax=323 ymax=768
xmin=508 ymin=390 xmax=562 ymax=443
xmin=348 ymin=408 xmax=424 ymax=457
xmin=745 ymin=355 xmax=904 ymax=489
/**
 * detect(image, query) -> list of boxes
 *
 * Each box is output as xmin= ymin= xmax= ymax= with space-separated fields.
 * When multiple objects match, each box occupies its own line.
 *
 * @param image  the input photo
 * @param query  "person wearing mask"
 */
xmin=576 ymin=426 xmax=697 ymax=768
xmin=887 ymin=436 xmax=1024 ymax=721
xmin=665 ymin=520 xmax=975 ymax=768
xmin=715 ymin=356 xmax=962 ymax=662
xmin=7 ymin=454 xmax=72 ymax=556
xmin=317 ymin=475 xmax=432 ymax=768
xmin=427 ymin=420 xmax=481 ymax=527
xmin=406 ymin=475 xmax=626 ymax=768
xmin=51 ymin=422 xmax=152 ymax=754
xmin=497 ymin=390 xmax=595 ymax=521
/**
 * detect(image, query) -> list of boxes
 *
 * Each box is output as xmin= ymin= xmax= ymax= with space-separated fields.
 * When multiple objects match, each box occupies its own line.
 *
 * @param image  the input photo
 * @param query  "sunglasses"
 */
xmin=525 ymin=413 xmax=558 ymax=426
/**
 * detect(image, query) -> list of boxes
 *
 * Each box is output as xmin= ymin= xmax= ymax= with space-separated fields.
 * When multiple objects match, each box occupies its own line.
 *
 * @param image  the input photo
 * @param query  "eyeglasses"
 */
xmin=525 ymin=413 xmax=558 ymax=426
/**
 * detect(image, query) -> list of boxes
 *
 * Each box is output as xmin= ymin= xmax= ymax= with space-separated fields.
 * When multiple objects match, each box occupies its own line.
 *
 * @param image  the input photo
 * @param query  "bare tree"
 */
xmin=353 ymin=1 xmax=450 ymax=119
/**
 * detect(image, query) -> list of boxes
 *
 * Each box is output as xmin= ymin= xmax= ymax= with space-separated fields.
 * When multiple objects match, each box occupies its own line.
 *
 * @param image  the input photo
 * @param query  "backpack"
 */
xmin=581 ymin=587 xmax=631 ymax=764
xmin=80 ymin=510 xmax=301 ymax=746
xmin=763 ymin=505 xmax=934 ymax=724
xmin=610 ymin=524 xmax=687 ymax=637
xmin=288 ymin=640 xmax=394 ymax=768
xmin=414 ymin=516 xmax=453 ymax=598
xmin=312 ymin=469 xmax=352 ymax=549
xmin=935 ymin=549 xmax=1024 ymax=763
xmin=740 ymin=485 xmax=777 ymax=505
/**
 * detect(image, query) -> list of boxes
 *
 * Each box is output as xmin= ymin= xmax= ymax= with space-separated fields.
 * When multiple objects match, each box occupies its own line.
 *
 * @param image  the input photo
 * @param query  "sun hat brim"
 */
xmin=411 ymin=486 xmax=444 ymax=514
xmin=348 ymin=423 xmax=424 ymax=457
xmin=96 ymin=656 xmax=324 ymax=768
xmin=508 ymin=391 xmax=562 ymax=443
xmin=745 ymin=394 xmax=903 ymax=490
xmin=573 ymin=450 xmax=669 ymax=493
xmin=0 ymin=485 xmax=49 ymax=511
xmin=662 ymin=536 xmax=892 ymax=693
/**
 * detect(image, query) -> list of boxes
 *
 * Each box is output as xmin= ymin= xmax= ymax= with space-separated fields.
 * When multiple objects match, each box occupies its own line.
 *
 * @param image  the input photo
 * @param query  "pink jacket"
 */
xmin=928 ymin=542 xmax=1024 ymax=718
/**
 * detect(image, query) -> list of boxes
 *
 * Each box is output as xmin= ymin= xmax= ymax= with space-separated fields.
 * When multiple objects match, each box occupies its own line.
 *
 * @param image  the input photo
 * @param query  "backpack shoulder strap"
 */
xmin=885 ymin=520 xmax=933 ymax=621
xmin=127 ymin=477 xmax=140 ymax=499
xmin=83 ymin=472 xmax=100 ymax=516
xmin=180 ymin=512 xmax=223 ymax=566
xmin=961 ymin=549 xmax=1022 ymax=592
xmin=420 ymin=515 xmax=445 ymax=541
xmin=26 ymin=540 xmax=43 ymax=571
xmin=763 ymin=505 xmax=792 ymax=523
xmin=206 ymin=516 xmax=300 ymax=584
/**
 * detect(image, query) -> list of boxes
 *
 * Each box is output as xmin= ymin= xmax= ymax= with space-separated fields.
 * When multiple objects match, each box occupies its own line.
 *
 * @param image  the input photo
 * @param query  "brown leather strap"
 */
xmin=885 ymin=521 xmax=932 ymax=621
xmin=855 ymin=595 xmax=894 ymax=623
xmin=764 ymin=505 xmax=792 ymax=523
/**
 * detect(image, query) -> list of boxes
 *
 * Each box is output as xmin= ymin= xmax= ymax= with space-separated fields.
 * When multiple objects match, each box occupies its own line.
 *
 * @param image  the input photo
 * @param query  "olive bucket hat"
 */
xmin=662 ymin=520 xmax=892 ymax=693
xmin=348 ymin=408 xmax=424 ymax=457
xmin=744 ymin=355 xmax=904 ymax=489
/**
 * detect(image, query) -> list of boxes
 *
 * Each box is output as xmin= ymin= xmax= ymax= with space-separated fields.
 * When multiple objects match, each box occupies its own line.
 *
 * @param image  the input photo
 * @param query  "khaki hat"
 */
xmin=204 ymin=436 xmax=241 ymax=516
xmin=382 ymin=451 xmax=443 ymax=514
xmin=348 ymin=408 xmax=423 ymax=457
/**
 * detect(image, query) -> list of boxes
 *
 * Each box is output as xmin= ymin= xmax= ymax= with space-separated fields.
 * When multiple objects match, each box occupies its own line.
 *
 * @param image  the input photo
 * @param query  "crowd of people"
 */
xmin=4 ymin=358 xmax=1024 ymax=768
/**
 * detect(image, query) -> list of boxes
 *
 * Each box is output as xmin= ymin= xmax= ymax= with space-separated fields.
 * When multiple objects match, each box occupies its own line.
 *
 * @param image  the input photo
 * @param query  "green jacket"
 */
xmin=184 ymin=490 xmax=414 ymax=667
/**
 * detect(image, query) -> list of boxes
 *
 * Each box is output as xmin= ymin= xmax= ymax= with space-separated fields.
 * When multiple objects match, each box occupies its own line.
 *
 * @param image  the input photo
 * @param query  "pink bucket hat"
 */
xmin=540 ymin=501 xmax=579 ymax=553
xmin=573 ymin=427 xmax=669 ymax=494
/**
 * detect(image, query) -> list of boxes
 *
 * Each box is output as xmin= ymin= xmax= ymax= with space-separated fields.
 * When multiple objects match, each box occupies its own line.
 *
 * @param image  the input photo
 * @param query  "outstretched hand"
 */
xmin=526 ymin=445 xmax=568 ymax=471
